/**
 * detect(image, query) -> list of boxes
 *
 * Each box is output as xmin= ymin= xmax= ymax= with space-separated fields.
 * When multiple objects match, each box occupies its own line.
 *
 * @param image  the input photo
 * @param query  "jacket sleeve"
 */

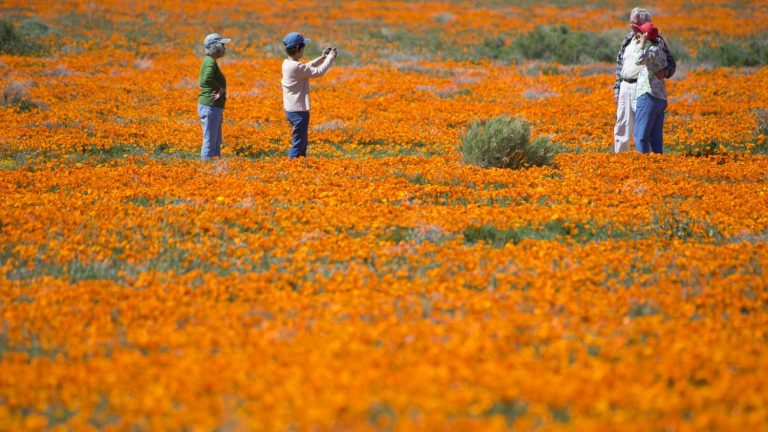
xmin=636 ymin=43 xmax=665 ymax=68
xmin=660 ymin=36 xmax=676 ymax=79
xmin=308 ymin=56 xmax=326 ymax=67
xmin=293 ymin=55 xmax=336 ymax=79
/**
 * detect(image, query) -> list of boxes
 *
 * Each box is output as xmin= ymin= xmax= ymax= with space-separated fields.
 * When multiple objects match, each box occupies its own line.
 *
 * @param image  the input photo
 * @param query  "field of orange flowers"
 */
xmin=2 ymin=0 xmax=768 ymax=430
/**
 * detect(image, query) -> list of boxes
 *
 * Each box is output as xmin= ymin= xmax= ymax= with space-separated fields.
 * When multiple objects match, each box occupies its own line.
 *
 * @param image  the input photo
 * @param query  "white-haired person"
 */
xmin=281 ymin=32 xmax=336 ymax=159
xmin=613 ymin=8 xmax=675 ymax=153
xmin=198 ymin=33 xmax=230 ymax=160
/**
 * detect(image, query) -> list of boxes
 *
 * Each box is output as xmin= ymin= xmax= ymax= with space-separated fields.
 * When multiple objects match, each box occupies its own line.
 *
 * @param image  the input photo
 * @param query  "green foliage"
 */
xmin=523 ymin=63 xmax=562 ymax=76
xmin=0 ymin=19 xmax=48 ymax=56
xmin=511 ymin=25 xmax=617 ymax=64
xmin=0 ymin=145 xmax=199 ymax=170
xmin=463 ymin=225 xmax=520 ymax=247
xmin=485 ymin=399 xmax=528 ymax=427
xmin=672 ymin=137 xmax=768 ymax=157
xmin=473 ymin=36 xmax=519 ymax=61
xmin=628 ymin=301 xmax=660 ymax=318
xmin=749 ymin=143 xmax=768 ymax=155
xmin=372 ymin=27 xmax=509 ymax=62
xmin=757 ymin=110 xmax=768 ymax=134
xmin=463 ymin=216 xmax=725 ymax=247
xmin=463 ymin=220 xmax=625 ymax=247
xmin=550 ymin=406 xmax=572 ymax=423
xmin=461 ymin=116 xmax=557 ymax=169
xmin=18 ymin=18 xmax=51 ymax=39
xmin=664 ymin=37 xmax=691 ymax=64
xmin=0 ymin=331 xmax=62 ymax=360
xmin=368 ymin=402 xmax=397 ymax=430
xmin=382 ymin=225 xmax=447 ymax=244
xmin=367 ymin=25 xmax=621 ymax=64
xmin=651 ymin=199 xmax=723 ymax=242
xmin=231 ymin=141 xmax=284 ymax=159
xmin=755 ymin=110 xmax=768 ymax=151
xmin=369 ymin=28 xmax=452 ymax=57
xmin=406 ymin=173 xmax=430 ymax=185
xmin=697 ymin=38 xmax=768 ymax=67
xmin=66 ymin=144 xmax=198 ymax=164
xmin=673 ymin=140 xmax=724 ymax=157
xmin=2 ymin=81 xmax=41 ymax=112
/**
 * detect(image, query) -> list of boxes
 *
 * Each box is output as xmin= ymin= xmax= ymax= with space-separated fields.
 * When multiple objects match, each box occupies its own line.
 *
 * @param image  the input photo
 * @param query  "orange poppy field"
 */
xmin=1 ymin=0 xmax=768 ymax=430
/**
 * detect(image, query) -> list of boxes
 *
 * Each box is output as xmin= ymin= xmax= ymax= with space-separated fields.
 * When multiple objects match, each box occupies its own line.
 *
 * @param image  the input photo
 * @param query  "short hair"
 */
xmin=205 ymin=43 xmax=225 ymax=57
xmin=630 ymin=7 xmax=652 ymax=22
xmin=285 ymin=43 xmax=305 ymax=57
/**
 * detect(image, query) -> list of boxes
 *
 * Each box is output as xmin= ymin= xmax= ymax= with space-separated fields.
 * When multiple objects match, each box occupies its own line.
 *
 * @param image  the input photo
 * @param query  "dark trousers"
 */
xmin=286 ymin=110 xmax=310 ymax=159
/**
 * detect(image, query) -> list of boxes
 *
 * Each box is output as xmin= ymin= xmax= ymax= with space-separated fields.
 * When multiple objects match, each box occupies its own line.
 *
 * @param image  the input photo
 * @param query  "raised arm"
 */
xmin=308 ymin=55 xmax=326 ymax=67
xmin=636 ymin=41 xmax=666 ymax=69
xmin=294 ymin=53 xmax=336 ymax=79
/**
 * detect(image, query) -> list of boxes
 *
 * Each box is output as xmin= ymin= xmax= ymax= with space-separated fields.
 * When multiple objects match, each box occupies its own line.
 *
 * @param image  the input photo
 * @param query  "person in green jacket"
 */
xmin=198 ymin=33 xmax=230 ymax=160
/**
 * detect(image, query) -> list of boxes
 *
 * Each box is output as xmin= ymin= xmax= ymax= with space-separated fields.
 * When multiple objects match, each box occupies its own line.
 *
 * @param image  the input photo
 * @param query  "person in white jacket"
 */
xmin=281 ymin=32 xmax=336 ymax=159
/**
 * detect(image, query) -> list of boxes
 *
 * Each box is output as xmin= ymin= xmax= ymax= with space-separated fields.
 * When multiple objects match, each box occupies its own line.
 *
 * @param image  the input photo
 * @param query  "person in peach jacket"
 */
xmin=280 ymin=32 xmax=336 ymax=159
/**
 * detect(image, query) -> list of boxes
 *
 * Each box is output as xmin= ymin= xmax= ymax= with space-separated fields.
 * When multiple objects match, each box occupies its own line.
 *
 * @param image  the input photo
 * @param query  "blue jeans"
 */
xmin=634 ymin=93 xmax=667 ymax=154
xmin=286 ymin=111 xmax=310 ymax=159
xmin=198 ymin=104 xmax=223 ymax=160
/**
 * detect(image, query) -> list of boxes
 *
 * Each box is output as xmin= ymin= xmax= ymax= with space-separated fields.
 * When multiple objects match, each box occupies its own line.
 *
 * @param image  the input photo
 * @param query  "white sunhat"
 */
xmin=204 ymin=33 xmax=231 ymax=48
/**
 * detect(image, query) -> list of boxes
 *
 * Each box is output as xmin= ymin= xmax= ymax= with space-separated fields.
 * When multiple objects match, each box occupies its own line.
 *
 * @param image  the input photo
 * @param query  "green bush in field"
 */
xmin=697 ymin=38 xmax=768 ymax=67
xmin=367 ymin=25 xmax=622 ymax=64
xmin=750 ymin=110 xmax=768 ymax=154
xmin=0 ymin=19 xmax=48 ymax=56
xmin=2 ymin=81 xmax=40 ymax=112
xmin=474 ymin=36 xmax=519 ymax=61
xmin=18 ymin=18 xmax=51 ymax=39
xmin=461 ymin=116 xmax=557 ymax=169
xmin=756 ymin=110 xmax=768 ymax=137
xmin=511 ymin=25 xmax=616 ymax=64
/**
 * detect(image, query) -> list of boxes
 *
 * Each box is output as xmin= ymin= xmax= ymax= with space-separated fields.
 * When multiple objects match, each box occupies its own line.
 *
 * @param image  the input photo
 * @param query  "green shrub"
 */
xmin=369 ymin=28 xmax=452 ymax=57
xmin=473 ymin=36 xmax=519 ymax=61
xmin=0 ymin=20 xmax=47 ymax=56
xmin=511 ymin=25 xmax=617 ymax=64
xmin=366 ymin=25 xmax=622 ymax=63
xmin=18 ymin=18 xmax=51 ymax=39
xmin=757 ymin=109 xmax=768 ymax=136
xmin=751 ymin=110 xmax=768 ymax=154
xmin=463 ymin=225 xmax=521 ymax=247
xmin=2 ymin=81 xmax=40 ymax=112
xmin=696 ymin=38 xmax=768 ymax=67
xmin=651 ymin=199 xmax=723 ymax=242
xmin=485 ymin=399 xmax=528 ymax=427
xmin=461 ymin=116 xmax=557 ymax=169
xmin=664 ymin=37 xmax=691 ymax=64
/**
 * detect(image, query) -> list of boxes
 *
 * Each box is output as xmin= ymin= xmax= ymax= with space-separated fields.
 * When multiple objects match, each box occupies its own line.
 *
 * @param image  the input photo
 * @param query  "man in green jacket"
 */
xmin=198 ymin=33 xmax=230 ymax=160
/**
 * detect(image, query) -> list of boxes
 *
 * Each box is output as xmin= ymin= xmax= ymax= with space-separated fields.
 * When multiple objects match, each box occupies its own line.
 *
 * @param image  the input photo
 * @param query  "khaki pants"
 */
xmin=614 ymin=80 xmax=637 ymax=153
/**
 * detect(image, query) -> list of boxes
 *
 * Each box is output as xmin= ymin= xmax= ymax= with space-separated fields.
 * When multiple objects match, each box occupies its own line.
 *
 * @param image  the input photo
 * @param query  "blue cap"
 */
xmin=283 ymin=32 xmax=310 ymax=48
